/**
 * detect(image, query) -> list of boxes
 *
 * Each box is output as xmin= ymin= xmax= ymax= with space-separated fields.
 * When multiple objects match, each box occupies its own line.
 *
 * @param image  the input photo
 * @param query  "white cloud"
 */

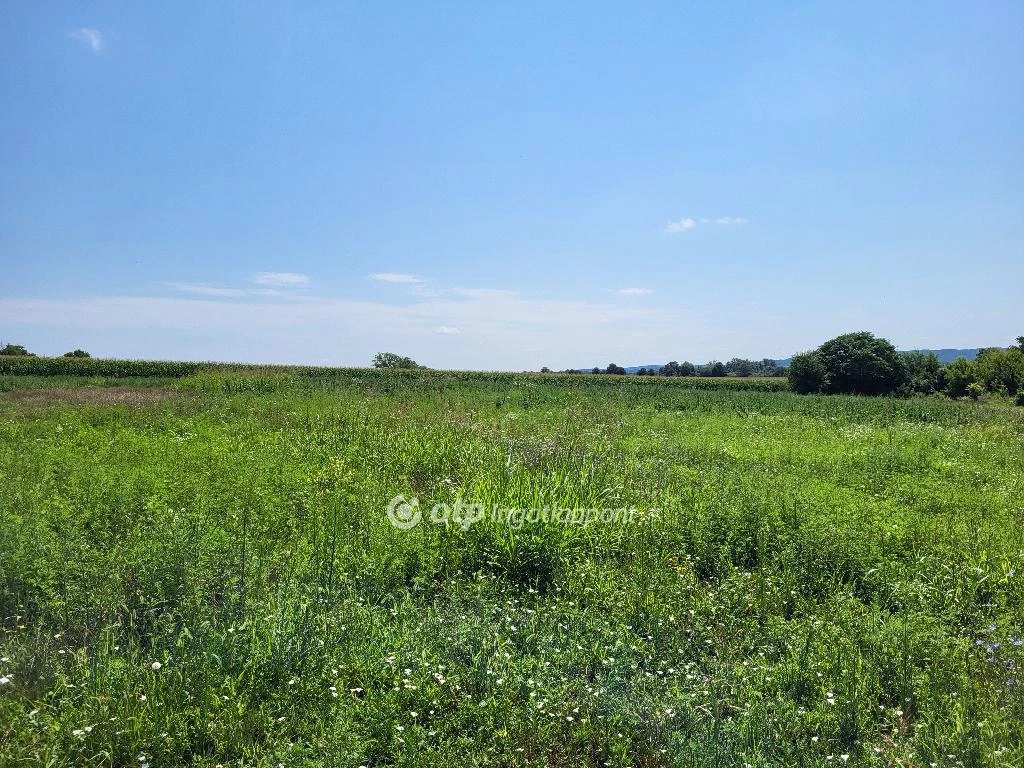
xmin=436 ymin=325 xmax=461 ymax=335
xmin=369 ymin=273 xmax=424 ymax=284
xmin=619 ymin=288 xmax=653 ymax=296
xmin=664 ymin=217 xmax=697 ymax=234
xmin=251 ymin=272 xmax=310 ymax=287
xmin=70 ymin=28 xmax=104 ymax=52
xmin=664 ymin=216 xmax=747 ymax=234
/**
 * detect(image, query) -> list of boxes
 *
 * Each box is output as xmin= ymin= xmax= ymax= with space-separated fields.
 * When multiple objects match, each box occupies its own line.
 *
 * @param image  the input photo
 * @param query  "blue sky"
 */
xmin=1 ymin=1 xmax=1021 ymax=369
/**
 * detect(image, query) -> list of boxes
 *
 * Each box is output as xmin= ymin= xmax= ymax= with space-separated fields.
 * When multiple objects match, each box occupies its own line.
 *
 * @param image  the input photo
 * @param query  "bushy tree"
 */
xmin=789 ymin=332 xmax=907 ymax=396
xmin=605 ymin=363 xmax=626 ymax=375
xmin=63 ymin=349 xmax=91 ymax=358
xmin=726 ymin=358 xmax=755 ymax=377
xmin=678 ymin=361 xmax=696 ymax=376
xmin=944 ymin=357 xmax=976 ymax=398
xmin=0 ymin=343 xmax=34 ymax=357
xmin=660 ymin=361 xmax=682 ymax=377
xmin=787 ymin=351 xmax=828 ymax=394
xmin=372 ymin=352 xmax=420 ymax=369
xmin=901 ymin=351 xmax=944 ymax=394
xmin=701 ymin=361 xmax=726 ymax=377
xmin=974 ymin=347 xmax=1024 ymax=395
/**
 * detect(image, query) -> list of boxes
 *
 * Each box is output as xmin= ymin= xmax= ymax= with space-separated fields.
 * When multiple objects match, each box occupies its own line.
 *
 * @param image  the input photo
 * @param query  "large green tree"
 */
xmin=788 ymin=332 xmax=908 ymax=396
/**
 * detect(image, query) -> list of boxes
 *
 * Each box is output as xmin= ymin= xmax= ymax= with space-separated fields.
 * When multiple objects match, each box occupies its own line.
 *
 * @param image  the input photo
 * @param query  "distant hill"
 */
xmin=775 ymin=349 xmax=992 ymax=367
xmin=903 ymin=348 xmax=991 ymax=364
xmin=590 ymin=349 xmax=994 ymax=374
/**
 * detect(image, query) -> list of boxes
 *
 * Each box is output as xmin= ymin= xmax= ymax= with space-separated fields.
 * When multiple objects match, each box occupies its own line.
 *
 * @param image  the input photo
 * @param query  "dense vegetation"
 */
xmin=790 ymin=333 xmax=1024 ymax=402
xmin=0 ymin=368 xmax=1021 ymax=766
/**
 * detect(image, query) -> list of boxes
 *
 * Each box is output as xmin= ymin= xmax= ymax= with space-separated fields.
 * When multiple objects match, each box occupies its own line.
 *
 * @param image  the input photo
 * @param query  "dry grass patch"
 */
xmin=0 ymin=386 xmax=176 ymax=408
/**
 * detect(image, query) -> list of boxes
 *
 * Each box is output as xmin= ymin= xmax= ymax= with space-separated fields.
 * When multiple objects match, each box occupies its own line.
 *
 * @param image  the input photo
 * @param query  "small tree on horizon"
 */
xmin=0 ymin=343 xmax=34 ymax=357
xmin=372 ymin=352 xmax=421 ymax=369
xmin=63 ymin=349 xmax=91 ymax=358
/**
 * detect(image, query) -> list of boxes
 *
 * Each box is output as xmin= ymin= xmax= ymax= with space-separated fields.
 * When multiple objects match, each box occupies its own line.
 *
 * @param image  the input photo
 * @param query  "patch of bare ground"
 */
xmin=0 ymin=387 xmax=176 ymax=408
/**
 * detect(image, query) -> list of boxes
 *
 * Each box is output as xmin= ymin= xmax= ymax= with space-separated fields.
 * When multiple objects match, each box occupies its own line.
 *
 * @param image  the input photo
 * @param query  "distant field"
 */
xmin=0 ymin=356 xmax=789 ymax=392
xmin=0 ymin=370 xmax=1021 ymax=766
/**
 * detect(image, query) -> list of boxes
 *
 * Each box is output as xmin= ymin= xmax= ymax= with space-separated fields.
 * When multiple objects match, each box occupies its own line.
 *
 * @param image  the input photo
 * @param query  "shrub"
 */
xmin=944 ymin=357 xmax=976 ymax=398
xmin=974 ymin=347 xmax=1024 ymax=396
xmin=901 ymin=351 xmax=944 ymax=394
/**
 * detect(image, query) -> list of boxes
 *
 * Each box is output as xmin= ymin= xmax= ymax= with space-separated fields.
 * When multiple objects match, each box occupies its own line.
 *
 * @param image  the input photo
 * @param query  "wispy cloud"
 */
xmin=370 ymin=273 xmax=424 ymax=284
xmin=435 ymin=325 xmax=461 ymax=335
xmin=166 ymin=282 xmax=246 ymax=298
xmin=619 ymin=288 xmax=653 ymax=296
xmin=451 ymin=288 xmax=520 ymax=300
xmin=70 ymin=28 xmax=104 ymax=52
xmin=167 ymin=274 xmax=309 ymax=298
xmin=664 ymin=216 xmax=747 ymax=234
xmin=251 ymin=272 xmax=310 ymax=287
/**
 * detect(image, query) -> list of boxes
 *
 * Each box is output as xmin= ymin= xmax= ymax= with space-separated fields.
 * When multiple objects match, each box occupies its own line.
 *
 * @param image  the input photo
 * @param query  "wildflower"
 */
xmin=150 ymin=661 xmax=162 ymax=671
xmin=0 ymin=675 xmax=11 ymax=686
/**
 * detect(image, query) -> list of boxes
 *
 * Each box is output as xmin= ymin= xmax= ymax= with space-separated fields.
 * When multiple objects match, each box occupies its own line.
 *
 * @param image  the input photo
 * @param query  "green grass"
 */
xmin=0 ymin=371 xmax=1021 ymax=766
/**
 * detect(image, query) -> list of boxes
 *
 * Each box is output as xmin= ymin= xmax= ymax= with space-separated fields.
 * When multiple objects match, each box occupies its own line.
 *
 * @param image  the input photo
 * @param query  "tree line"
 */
xmin=789 ymin=331 xmax=1024 ymax=403
xmin=0 ymin=343 xmax=90 ymax=358
xmin=571 ymin=358 xmax=787 ymax=377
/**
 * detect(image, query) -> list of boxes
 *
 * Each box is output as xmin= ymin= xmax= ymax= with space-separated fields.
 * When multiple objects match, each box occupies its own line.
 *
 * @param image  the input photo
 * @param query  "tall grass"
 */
xmin=0 ymin=373 xmax=1020 ymax=766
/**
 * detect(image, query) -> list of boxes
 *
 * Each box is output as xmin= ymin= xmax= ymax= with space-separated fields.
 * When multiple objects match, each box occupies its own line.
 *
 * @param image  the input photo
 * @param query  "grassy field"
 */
xmin=0 ymin=371 xmax=1022 ymax=767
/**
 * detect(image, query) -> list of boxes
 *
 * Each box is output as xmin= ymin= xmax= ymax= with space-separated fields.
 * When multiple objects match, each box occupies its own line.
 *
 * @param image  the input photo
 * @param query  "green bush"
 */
xmin=974 ymin=347 xmax=1024 ymax=395
xmin=901 ymin=351 xmax=944 ymax=394
xmin=944 ymin=357 xmax=976 ymax=397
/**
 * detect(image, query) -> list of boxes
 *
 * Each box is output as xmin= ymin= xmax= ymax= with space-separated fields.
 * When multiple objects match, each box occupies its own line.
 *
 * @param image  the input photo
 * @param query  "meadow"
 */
xmin=0 ymin=368 xmax=1021 ymax=767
